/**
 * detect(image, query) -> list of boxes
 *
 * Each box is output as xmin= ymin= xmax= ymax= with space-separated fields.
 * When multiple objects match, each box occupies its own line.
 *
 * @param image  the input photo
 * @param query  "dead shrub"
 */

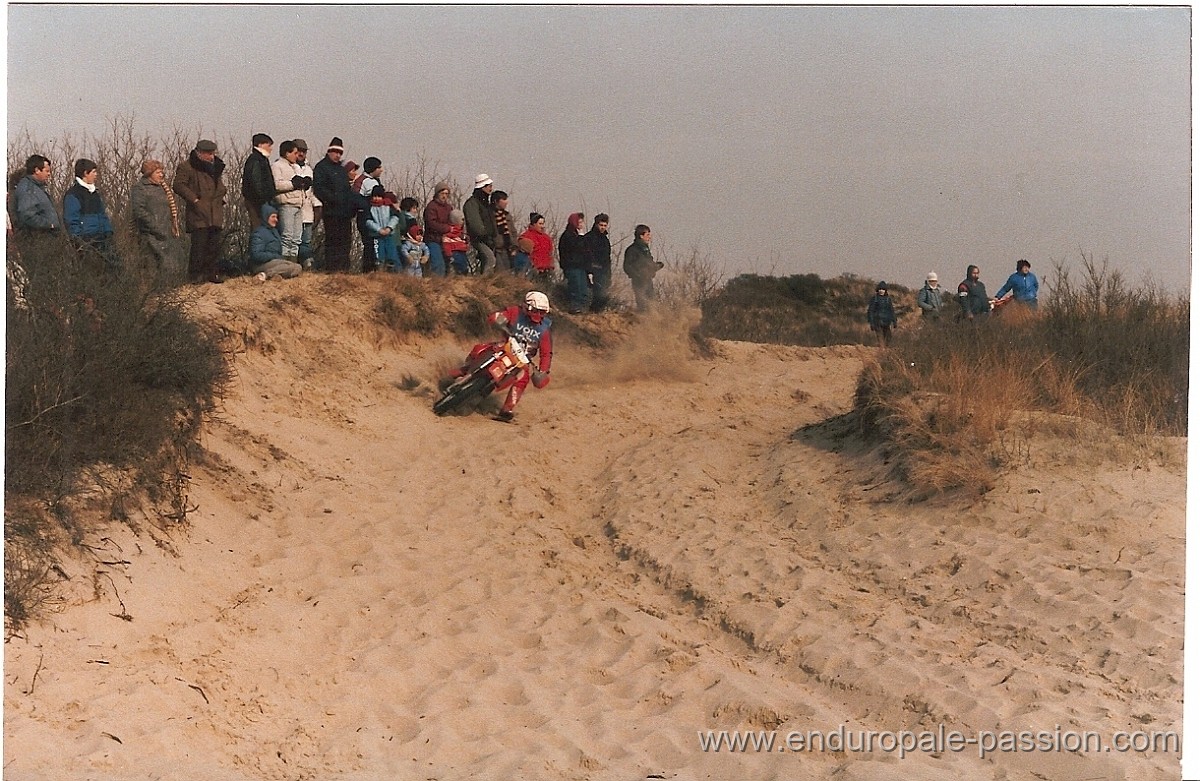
xmin=5 ymin=238 xmax=229 ymax=630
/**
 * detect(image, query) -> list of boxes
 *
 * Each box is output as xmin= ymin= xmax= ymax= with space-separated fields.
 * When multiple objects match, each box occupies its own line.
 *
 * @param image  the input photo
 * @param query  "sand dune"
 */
xmin=3 ymin=275 xmax=1185 ymax=780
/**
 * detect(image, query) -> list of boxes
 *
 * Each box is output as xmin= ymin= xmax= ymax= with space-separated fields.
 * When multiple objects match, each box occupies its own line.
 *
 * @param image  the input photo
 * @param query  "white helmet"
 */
xmin=525 ymin=291 xmax=550 ymax=313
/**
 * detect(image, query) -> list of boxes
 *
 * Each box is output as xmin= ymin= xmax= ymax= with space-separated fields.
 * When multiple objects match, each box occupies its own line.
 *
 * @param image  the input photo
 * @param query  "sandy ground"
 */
xmin=3 ymin=275 xmax=1186 ymax=780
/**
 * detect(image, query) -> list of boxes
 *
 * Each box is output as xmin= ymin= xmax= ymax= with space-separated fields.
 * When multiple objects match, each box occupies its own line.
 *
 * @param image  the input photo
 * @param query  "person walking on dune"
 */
xmin=957 ymin=264 xmax=991 ymax=323
xmin=866 ymin=281 xmax=897 ymax=345
xmin=917 ymin=271 xmax=944 ymax=321
xmin=994 ymin=259 xmax=1040 ymax=311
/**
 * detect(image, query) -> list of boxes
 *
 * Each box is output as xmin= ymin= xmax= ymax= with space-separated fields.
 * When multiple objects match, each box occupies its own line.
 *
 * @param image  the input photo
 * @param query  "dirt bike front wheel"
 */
xmin=433 ymin=375 xmax=493 ymax=416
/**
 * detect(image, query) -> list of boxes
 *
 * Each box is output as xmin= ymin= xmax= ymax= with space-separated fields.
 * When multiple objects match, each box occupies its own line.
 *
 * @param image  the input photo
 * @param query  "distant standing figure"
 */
xmin=241 ymin=133 xmax=275 ymax=230
xmin=463 ymin=174 xmax=498 ymax=274
xmin=423 ymin=182 xmax=454 ymax=277
xmin=917 ymin=271 xmax=944 ymax=320
xmin=866 ymin=281 xmax=897 ymax=345
xmin=248 ymin=205 xmax=303 ymax=279
xmin=63 ymin=158 xmax=119 ymax=273
xmin=12 ymin=154 xmax=61 ymax=240
xmin=623 ymin=224 xmax=661 ymax=313
xmin=312 ymin=137 xmax=358 ymax=272
xmin=519 ymin=212 xmax=555 ymax=285
xmin=957 ymin=264 xmax=991 ymax=322
xmin=995 ymin=259 xmax=1040 ymax=310
xmin=558 ymin=212 xmax=589 ymax=313
xmin=131 ymin=159 xmax=186 ymax=285
xmin=173 ymin=139 xmax=228 ymax=284
xmin=584 ymin=213 xmax=612 ymax=312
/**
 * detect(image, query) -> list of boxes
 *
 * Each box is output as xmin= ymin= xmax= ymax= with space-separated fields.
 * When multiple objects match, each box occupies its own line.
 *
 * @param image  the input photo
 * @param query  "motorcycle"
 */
xmin=433 ymin=334 xmax=531 ymax=416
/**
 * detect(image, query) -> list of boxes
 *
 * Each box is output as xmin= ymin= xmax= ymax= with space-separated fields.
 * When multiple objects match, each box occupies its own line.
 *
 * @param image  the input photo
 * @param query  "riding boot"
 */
xmin=502 ymin=383 xmax=524 ymax=414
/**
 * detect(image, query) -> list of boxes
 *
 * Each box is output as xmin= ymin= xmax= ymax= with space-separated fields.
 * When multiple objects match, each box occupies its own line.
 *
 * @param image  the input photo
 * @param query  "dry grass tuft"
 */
xmin=855 ymin=256 xmax=1187 ymax=498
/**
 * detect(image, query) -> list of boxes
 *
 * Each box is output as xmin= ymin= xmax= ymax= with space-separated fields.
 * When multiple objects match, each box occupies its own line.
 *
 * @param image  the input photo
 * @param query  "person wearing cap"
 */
xmin=292 ymin=140 xmax=321 ymax=268
xmin=423 ymin=182 xmax=453 ymax=276
xmin=994 ymin=259 xmax=1040 ymax=311
xmin=364 ymin=185 xmax=401 ymax=272
xmin=917 ymin=271 xmax=944 ymax=320
xmin=400 ymin=223 xmax=430 ymax=278
xmin=241 ymin=133 xmax=275 ymax=230
xmin=463 ymin=174 xmax=497 ymax=274
xmin=312 ymin=137 xmax=363 ymax=273
xmin=866 ymin=281 xmax=897 ymax=346
xmin=354 ymin=156 xmax=385 ymax=272
xmin=173 ymin=139 xmax=228 ymax=284
xmin=131 ymin=159 xmax=186 ymax=286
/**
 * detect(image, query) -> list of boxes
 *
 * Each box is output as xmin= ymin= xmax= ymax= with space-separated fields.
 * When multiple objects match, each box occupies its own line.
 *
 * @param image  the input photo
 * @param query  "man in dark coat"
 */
xmin=241 ymin=132 xmax=275 ymax=230
xmin=12 ymin=154 xmax=61 ymax=236
xmin=173 ymin=139 xmax=228 ymax=284
xmin=583 ymin=213 xmax=612 ymax=312
xmin=623 ymin=224 xmax=661 ymax=313
xmin=312 ymin=137 xmax=361 ymax=272
xmin=957 ymin=264 xmax=991 ymax=322
xmin=463 ymin=174 xmax=497 ymax=274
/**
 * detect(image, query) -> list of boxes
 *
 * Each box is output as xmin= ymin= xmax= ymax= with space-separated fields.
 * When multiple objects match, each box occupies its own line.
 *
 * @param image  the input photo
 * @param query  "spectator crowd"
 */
xmin=8 ymin=134 xmax=663 ymax=313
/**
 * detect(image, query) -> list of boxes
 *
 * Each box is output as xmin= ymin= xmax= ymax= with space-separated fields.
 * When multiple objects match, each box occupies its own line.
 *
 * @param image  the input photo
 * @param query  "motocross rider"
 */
xmin=459 ymin=291 xmax=553 ymax=422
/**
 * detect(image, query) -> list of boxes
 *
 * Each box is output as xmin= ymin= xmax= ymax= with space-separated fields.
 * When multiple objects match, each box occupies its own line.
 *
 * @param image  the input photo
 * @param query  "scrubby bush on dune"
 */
xmin=700 ymin=272 xmax=914 ymax=346
xmin=855 ymin=255 xmax=1187 ymax=497
xmin=5 ymin=238 xmax=230 ymax=633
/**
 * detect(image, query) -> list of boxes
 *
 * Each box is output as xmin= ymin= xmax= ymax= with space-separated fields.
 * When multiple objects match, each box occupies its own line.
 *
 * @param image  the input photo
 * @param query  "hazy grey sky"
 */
xmin=6 ymin=4 xmax=1192 ymax=291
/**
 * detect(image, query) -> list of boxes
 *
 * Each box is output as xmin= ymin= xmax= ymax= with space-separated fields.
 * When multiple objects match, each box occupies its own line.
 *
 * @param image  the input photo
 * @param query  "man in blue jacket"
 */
xmin=995 ymin=259 xmax=1040 ymax=310
xmin=63 ymin=158 xmax=120 ymax=273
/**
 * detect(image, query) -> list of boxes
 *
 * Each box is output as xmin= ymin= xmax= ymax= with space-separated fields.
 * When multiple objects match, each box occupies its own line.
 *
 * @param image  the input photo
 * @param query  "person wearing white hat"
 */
xmin=917 ymin=270 xmax=944 ymax=320
xmin=463 ymin=173 xmax=498 ymax=273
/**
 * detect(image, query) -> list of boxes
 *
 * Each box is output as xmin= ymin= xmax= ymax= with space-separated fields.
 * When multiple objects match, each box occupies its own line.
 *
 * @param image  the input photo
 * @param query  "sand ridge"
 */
xmin=3 ymin=275 xmax=1185 ymax=780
